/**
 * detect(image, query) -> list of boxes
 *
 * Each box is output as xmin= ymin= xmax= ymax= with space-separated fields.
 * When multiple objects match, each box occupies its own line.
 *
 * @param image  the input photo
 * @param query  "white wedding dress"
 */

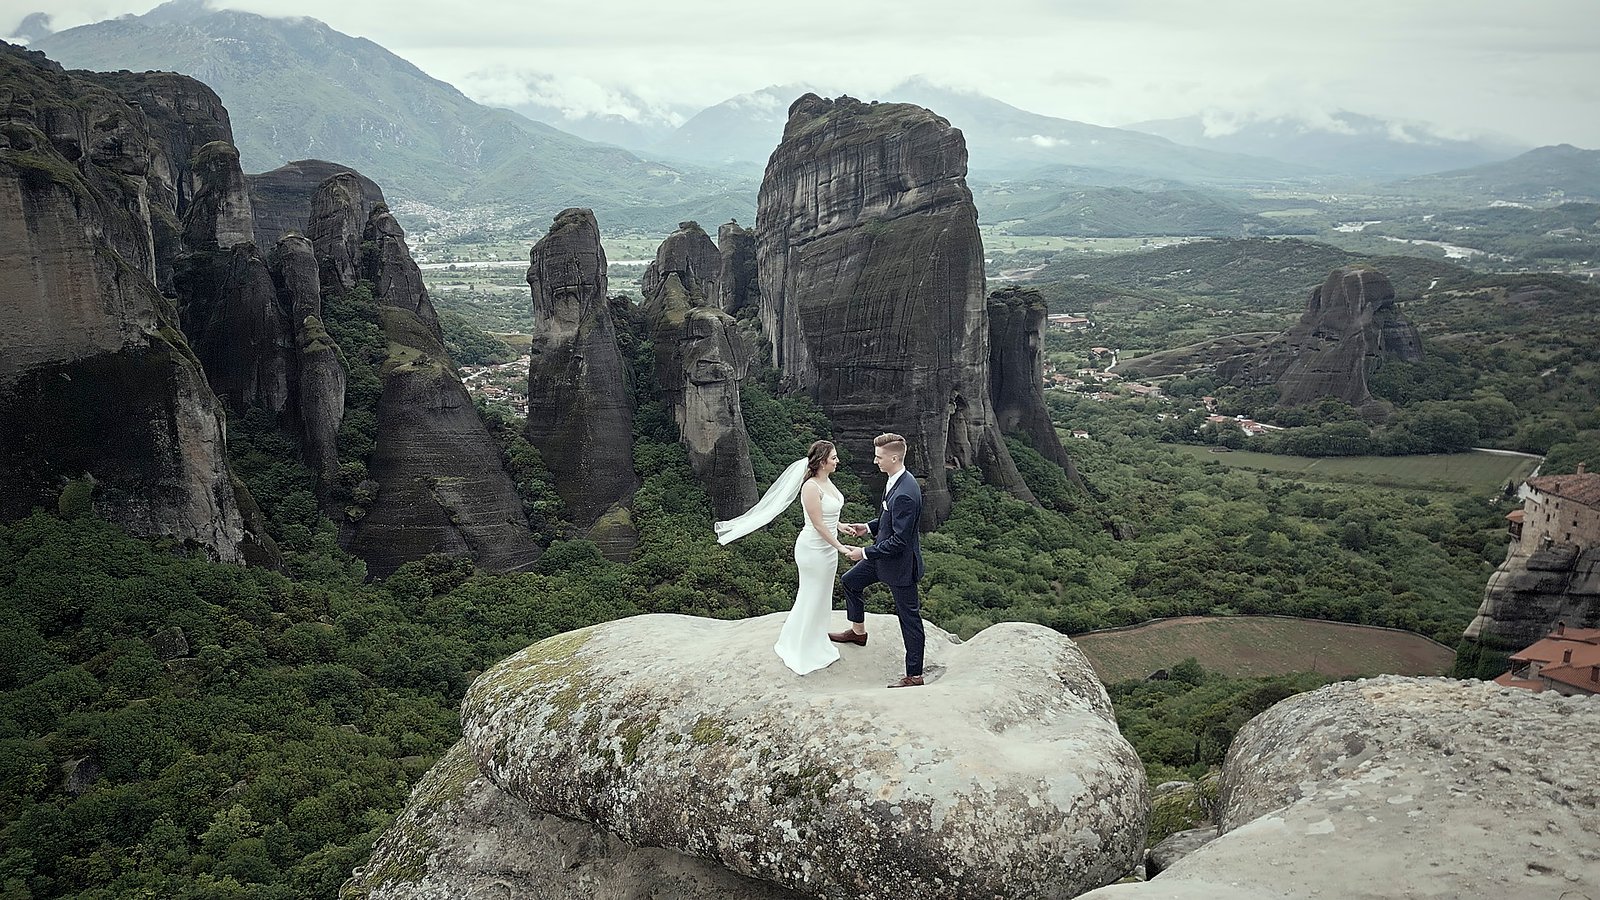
xmin=773 ymin=480 xmax=843 ymax=675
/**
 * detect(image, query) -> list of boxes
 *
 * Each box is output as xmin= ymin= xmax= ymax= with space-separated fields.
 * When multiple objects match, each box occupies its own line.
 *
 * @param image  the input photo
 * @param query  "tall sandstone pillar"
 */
xmin=526 ymin=208 xmax=638 ymax=558
xmin=755 ymin=94 xmax=1034 ymax=524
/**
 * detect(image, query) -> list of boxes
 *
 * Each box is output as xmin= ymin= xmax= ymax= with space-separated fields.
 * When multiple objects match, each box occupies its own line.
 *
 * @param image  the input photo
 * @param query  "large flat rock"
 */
xmin=1080 ymin=676 xmax=1600 ymax=899
xmin=457 ymin=612 xmax=1148 ymax=900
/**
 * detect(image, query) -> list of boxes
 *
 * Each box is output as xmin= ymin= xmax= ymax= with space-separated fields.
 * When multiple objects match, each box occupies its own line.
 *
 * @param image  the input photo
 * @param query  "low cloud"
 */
xmin=7 ymin=11 xmax=54 ymax=42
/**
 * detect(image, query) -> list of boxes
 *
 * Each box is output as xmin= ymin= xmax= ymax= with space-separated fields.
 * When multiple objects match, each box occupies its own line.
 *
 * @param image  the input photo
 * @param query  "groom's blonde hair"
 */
xmin=873 ymin=432 xmax=907 ymax=463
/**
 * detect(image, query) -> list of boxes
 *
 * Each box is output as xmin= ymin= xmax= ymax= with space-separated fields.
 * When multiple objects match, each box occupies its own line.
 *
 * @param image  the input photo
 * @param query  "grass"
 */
xmin=1166 ymin=445 xmax=1539 ymax=495
xmin=1074 ymin=616 xmax=1456 ymax=682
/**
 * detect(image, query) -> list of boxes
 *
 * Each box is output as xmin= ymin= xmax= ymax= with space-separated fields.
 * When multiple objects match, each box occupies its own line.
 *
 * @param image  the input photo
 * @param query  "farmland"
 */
xmin=1075 ymin=615 xmax=1456 ymax=683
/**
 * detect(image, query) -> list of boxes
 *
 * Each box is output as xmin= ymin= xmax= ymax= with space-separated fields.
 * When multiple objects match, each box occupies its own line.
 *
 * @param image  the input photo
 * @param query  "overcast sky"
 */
xmin=8 ymin=0 xmax=1600 ymax=146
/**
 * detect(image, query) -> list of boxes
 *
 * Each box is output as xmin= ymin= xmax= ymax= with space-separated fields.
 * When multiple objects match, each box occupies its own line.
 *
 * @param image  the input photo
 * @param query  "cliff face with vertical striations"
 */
xmin=526 ymin=208 xmax=638 ymax=556
xmin=644 ymin=272 xmax=759 ymax=521
xmin=716 ymin=220 xmax=759 ymax=315
xmin=755 ymin=94 xmax=1034 ymax=524
xmin=303 ymin=182 xmax=540 ymax=576
xmin=987 ymin=286 xmax=1081 ymax=482
xmin=268 ymin=233 xmax=345 ymax=491
xmin=641 ymin=220 xmax=721 ymax=306
xmin=0 ymin=41 xmax=247 ymax=560
xmin=1216 ymin=266 xmax=1424 ymax=407
xmin=247 ymin=158 xmax=384 ymax=246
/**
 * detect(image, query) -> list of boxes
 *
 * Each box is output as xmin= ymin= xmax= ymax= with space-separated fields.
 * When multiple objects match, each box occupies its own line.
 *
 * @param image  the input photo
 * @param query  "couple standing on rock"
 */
xmin=715 ymin=434 xmax=927 ymax=688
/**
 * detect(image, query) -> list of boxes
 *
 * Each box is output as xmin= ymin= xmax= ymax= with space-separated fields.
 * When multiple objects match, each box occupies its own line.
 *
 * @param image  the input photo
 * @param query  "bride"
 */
xmin=714 ymin=440 xmax=854 ymax=674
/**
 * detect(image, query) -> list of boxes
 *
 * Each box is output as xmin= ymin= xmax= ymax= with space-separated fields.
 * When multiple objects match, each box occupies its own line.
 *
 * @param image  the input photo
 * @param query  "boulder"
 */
xmin=1144 ymin=827 xmax=1217 ymax=878
xmin=755 ymin=94 xmax=1034 ymax=525
xmin=987 ymin=286 xmax=1081 ymax=482
xmin=454 ymin=612 xmax=1149 ymax=899
xmin=644 ymin=269 xmax=758 ymax=520
xmin=525 ymin=208 xmax=638 ymax=544
xmin=1079 ymin=677 xmax=1600 ymax=899
xmin=718 ymin=219 xmax=760 ymax=314
xmin=1216 ymin=267 xmax=1423 ymax=407
xmin=343 ymin=740 xmax=805 ymax=900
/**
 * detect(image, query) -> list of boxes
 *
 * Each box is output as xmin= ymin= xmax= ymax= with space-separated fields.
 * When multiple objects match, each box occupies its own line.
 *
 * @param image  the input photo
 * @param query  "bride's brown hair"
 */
xmin=805 ymin=440 xmax=835 ymax=480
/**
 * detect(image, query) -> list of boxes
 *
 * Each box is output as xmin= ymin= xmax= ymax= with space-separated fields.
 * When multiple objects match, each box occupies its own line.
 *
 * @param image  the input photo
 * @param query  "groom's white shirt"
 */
xmin=883 ymin=468 xmax=906 ymax=501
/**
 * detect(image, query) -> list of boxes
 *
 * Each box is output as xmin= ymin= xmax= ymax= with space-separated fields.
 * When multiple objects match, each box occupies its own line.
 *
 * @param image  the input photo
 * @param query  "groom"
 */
xmin=832 ymin=433 xmax=927 ymax=688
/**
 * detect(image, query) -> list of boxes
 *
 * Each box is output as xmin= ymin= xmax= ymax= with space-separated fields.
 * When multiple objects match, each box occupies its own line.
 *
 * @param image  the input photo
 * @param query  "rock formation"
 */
xmin=268 ymin=234 xmax=345 ymax=490
xmin=353 ymin=613 xmax=1149 ymax=899
xmin=176 ymin=243 xmax=292 ymax=414
xmin=181 ymin=140 xmax=256 ymax=251
xmin=247 ymin=159 xmax=385 ymax=247
xmin=1078 ymin=677 xmax=1600 ymax=899
xmin=987 ymin=286 xmax=1081 ymax=482
xmin=342 ymin=740 xmax=805 ymax=900
xmin=755 ymin=94 xmax=1034 ymax=525
xmin=1464 ymin=470 xmax=1600 ymax=649
xmin=717 ymin=219 xmax=759 ymax=314
xmin=309 ymin=172 xmax=369 ymax=295
xmin=644 ymin=273 xmax=759 ymax=520
xmin=0 ymin=42 xmax=248 ymax=560
xmin=642 ymin=220 xmax=721 ymax=305
xmin=302 ymin=178 xmax=539 ymax=576
xmin=526 ymin=208 xmax=638 ymax=553
xmin=1217 ymin=266 xmax=1423 ymax=407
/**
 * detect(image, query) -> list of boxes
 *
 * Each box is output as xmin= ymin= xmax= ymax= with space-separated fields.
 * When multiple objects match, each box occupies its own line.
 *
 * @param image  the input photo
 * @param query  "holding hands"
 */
xmin=837 ymin=522 xmax=869 ymax=561
xmin=842 ymin=523 xmax=868 ymax=537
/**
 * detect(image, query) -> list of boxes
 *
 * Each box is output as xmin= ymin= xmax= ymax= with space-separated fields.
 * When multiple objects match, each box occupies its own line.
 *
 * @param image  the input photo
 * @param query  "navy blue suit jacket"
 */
xmin=865 ymin=471 xmax=924 ymax=587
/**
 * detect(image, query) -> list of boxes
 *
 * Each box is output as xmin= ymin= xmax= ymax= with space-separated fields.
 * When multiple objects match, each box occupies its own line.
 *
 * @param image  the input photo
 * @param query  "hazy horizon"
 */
xmin=7 ymin=0 xmax=1599 ymax=149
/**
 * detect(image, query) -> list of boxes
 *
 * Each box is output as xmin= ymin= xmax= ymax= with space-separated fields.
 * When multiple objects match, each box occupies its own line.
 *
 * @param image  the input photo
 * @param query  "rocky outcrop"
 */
xmin=176 ymin=243 xmax=291 ymax=414
xmin=301 ymin=182 xmax=539 ymax=576
xmin=343 ymin=740 xmax=805 ymax=900
xmin=247 ymin=159 xmax=384 ymax=246
xmin=180 ymin=140 xmax=255 ymax=251
xmin=0 ymin=41 xmax=247 ymax=560
xmin=78 ymin=68 xmax=238 ymax=291
xmin=359 ymin=612 xmax=1148 ymax=899
xmin=268 ymin=234 xmax=345 ymax=490
xmin=645 ymin=273 xmax=759 ymax=520
xmin=987 ymin=286 xmax=1081 ymax=481
xmin=1216 ymin=267 xmax=1423 ymax=407
xmin=717 ymin=219 xmax=759 ymax=314
xmin=1464 ymin=542 xmax=1600 ymax=648
xmin=525 ymin=208 xmax=638 ymax=551
xmin=642 ymin=220 xmax=721 ymax=304
xmin=1079 ymin=677 xmax=1600 ymax=899
xmin=309 ymin=173 xmax=368 ymax=295
xmin=365 ymin=203 xmax=438 ymax=329
xmin=755 ymin=94 xmax=1034 ymax=524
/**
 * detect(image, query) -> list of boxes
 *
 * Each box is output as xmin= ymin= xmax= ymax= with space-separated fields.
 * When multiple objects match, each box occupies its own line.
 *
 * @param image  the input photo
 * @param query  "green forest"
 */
xmin=0 ymin=274 xmax=1532 ymax=897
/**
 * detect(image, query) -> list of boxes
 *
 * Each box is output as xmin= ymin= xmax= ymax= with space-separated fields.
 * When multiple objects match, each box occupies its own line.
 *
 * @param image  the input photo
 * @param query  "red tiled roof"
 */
xmin=1538 ymin=661 xmax=1600 ymax=692
xmin=1493 ymin=672 xmax=1546 ymax=691
xmin=1506 ymin=509 xmax=1525 ymax=522
xmin=1509 ymin=633 xmax=1600 ymax=664
xmin=1526 ymin=472 xmax=1600 ymax=509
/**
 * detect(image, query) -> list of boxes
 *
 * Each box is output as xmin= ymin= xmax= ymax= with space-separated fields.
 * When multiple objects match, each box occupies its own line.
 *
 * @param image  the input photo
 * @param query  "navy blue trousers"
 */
xmin=842 ymin=558 xmax=925 ymax=677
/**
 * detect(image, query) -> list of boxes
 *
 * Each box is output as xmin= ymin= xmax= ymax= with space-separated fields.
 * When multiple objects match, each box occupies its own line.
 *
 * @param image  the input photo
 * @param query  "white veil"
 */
xmin=714 ymin=457 xmax=809 ymax=545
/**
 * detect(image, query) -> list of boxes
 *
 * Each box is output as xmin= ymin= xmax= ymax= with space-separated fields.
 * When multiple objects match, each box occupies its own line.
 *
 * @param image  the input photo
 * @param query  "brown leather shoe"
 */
xmin=828 ymin=629 xmax=867 ymax=646
xmin=887 ymin=675 xmax=925 ymax=688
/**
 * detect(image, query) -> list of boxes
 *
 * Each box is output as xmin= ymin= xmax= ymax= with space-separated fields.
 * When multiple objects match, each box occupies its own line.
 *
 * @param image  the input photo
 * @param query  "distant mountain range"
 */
xmin=31 ymin=0 xmax=748 ymax=224
xmin=1391 ymin=144 xmax=1600 ymax=202
xmin=647 ymin=78 xmax=1315 ymax=186
xmin=1123 ymin=111 xmax=1527 ymax=178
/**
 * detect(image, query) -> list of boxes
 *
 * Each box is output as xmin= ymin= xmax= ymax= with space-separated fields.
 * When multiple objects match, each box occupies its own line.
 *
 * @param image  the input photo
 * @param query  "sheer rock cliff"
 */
xmin=0 ymin=41 xmax=248 ymax=560
xmin=525 ymin=208 xmax=639 ymax=556
xmin=755 ymin=94 xmax=1035 ymax=525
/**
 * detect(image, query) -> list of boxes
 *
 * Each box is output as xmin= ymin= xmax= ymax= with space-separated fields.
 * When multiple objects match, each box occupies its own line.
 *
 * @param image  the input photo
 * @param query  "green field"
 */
xmin=1166 ymin=445 xmax=1540 ymax=494
xmin=1075 ymin=616 xmax=1456 ymax=683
